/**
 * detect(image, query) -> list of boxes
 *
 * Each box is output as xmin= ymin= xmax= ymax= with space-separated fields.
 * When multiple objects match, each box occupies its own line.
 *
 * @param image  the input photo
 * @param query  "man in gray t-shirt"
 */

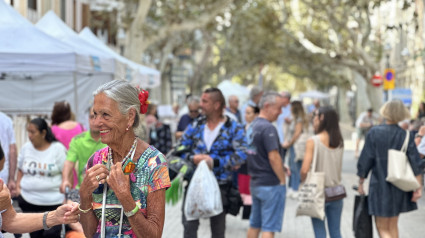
xmin=246 ymin=91 xmax=288 ymax=237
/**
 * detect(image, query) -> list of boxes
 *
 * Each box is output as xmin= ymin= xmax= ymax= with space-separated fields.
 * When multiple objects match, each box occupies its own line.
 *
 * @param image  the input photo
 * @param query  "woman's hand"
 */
xmin=282 ymin=142 xmax=290 ymax=149
xmin=0 ymin=179 xmax=12 ymax=211
xmin=79 ymin=164 xmax=109 ymax=199
xmin=358 ymin=183 xmax=365 ymax=195
xmin=52 ymin=202 xmax=80 ymax=225
xmin=106 ymin=162 xmax=131 ymax=200
xmin=412 ymin=187 xmax=422 ymax=202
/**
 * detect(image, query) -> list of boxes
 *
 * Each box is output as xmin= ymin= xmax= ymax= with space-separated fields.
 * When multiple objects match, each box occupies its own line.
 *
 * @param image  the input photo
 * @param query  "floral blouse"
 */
xmin=86 ymin=146 xmax=171 ymax=238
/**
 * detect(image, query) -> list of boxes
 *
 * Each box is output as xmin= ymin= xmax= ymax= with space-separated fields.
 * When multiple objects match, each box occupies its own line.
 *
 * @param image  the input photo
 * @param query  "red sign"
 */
xmin=371 ymin=73 xmax=382 ymax=87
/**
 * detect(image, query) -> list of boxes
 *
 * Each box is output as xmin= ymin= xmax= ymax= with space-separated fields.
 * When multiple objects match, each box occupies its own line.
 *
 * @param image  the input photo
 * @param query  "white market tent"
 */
xmin=35 ymin=11 xmax=117 ymax=76
xmin=0 ymin=1 xmax=112 ymax=123
xmin=299 ymin=90 xmax=330 ymax=99
xmin=217 ymin=80 xmax=250 ymax=106
xmin=79 ymin=27 xmax=161 ymax=89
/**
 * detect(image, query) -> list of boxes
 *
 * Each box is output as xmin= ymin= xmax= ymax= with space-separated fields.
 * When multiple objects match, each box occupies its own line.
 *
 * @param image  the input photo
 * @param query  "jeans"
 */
xmin=288 ymin=147 xmax=302 ymax=191
xmin=311 ymin=199 xmax=343 ymax=238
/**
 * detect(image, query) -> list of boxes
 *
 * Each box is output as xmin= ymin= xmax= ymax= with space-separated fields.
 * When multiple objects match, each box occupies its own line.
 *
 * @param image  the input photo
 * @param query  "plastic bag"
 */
xmin=184 ymin=160 xmax=223 ymax=221
xmin=353 ymin=195 xmax=373 ymax=238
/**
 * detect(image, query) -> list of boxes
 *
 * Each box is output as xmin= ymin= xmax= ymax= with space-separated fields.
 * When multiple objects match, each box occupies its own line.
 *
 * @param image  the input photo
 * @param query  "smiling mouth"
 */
xmin=100 ymin=130 xmax=110 ymax=135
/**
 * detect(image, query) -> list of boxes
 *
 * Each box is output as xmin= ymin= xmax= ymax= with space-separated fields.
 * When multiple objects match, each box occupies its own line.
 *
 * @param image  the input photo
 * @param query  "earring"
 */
xmin=126 ymin=126 xmax=130 ymax=131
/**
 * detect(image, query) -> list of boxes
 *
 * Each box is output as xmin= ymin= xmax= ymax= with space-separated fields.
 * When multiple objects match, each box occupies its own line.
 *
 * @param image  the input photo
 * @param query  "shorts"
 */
xmin=356 ymin=127 xmax=369 ymax=139
xmin=250 ymin=184 xmax=286 ymax=232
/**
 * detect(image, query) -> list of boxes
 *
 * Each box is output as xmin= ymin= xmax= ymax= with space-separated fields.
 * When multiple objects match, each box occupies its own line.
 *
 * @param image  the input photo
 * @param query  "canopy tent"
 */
xmin=0 ymin=1 xmax=75 ymax=72
xmin=217 ymin=80 xmax=250 ymax=106
xmin=0 ymin=2 xmax=111 ymax=123
xmin=79 ymin=27 xmax=161 ymax=89
xmin=35 ymin=11 xmax=116 ymax=75
xmin=299 ymin=90 xmax=330 ymax=99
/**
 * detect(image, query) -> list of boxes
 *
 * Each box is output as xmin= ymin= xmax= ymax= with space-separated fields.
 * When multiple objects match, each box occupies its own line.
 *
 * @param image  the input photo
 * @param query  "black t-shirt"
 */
xmin=247 ymin=117 xmax=281 ymax=186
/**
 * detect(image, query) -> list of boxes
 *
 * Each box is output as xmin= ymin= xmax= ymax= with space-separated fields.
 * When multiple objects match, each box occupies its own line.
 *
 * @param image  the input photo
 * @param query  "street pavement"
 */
xmin=5 ymin=123 xmax=425 ymax=238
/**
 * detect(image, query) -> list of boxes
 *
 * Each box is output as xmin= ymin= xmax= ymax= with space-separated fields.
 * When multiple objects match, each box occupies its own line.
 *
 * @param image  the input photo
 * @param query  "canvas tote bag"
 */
xmin=386 ymin=130 xmax=420 ymax=192
xmin=296 ymin=136 xmax=325 ymax=220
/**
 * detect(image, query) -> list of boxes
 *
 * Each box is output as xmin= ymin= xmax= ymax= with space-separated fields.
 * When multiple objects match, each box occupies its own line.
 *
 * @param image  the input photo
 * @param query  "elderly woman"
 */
xmin=357 ymin=100 xmax=422 ymax=238
xmin=78 ymin=80 xmax=171 ymax=238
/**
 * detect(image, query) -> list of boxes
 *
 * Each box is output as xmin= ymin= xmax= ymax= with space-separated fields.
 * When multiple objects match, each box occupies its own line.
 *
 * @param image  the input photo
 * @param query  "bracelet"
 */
xmin=78 ymin=203 xmax=92 ymax=213
xmin=43 ymin=211 xmax=51 ymax=230
xmin=124 ymin=205 xmax=140 ymax=218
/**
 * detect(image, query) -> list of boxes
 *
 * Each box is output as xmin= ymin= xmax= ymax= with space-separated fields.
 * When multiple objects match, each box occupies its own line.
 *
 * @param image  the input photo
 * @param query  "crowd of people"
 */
xmin=0 ymin=80 xmax=423 ymax=238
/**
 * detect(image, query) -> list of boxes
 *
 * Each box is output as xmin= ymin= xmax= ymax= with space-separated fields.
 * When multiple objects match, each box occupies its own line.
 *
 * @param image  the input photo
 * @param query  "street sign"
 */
xmin=390 ymin=88 xmax=412 ymax=106
xmin=371 ymin=73 xmax=382 ymax=87
xmin=383 ymin=68 xmax=395 ymax=90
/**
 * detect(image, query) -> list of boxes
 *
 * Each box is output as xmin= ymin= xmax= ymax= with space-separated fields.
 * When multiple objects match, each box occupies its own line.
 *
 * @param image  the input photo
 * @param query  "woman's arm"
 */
xmin=3 ymin=203 xmax=79 ymax=233
xmin=79 ymin=163 xmax=110 ymax=237
xmin=300 ymin=138 xmax=314 ymax=182
xmin=15 ymin=169 xmax=23 ymax=196
xmin=289 ymin=122 xmax=303 ymax=146
xmin=126 ymin=189 xmax=166 ymax=238
xmin=412 ymin=175 xmax=423 ymax=202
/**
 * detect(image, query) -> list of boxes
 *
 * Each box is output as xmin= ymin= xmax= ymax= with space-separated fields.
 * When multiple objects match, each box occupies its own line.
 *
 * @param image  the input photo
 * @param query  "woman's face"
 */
xmin=93 ymin=93 xmax=131 ymax=146
xmin=245 ymin=106 xmax=256 ymax=124
xmin=27 ymin=123 xmax=46 ymax=147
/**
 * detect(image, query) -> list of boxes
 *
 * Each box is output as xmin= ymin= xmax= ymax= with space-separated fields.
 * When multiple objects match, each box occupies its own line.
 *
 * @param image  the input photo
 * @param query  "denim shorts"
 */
xmin=250 ymin=184 xmax=286 ymax=232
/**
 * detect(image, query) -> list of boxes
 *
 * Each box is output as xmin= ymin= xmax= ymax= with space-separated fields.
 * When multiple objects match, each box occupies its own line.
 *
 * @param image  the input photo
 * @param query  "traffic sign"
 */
xmin=383 ymin=68 xmax=395 ymax=90
xmin=371 ymin=73 xmax=382 ymax=87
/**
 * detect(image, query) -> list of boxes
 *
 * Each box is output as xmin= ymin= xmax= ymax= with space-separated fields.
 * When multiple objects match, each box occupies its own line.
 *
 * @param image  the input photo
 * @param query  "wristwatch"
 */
xmin=415 ymin=133 xmax=424 ymax=139
xmin=124 ymin=205 xmax=140 ymax=217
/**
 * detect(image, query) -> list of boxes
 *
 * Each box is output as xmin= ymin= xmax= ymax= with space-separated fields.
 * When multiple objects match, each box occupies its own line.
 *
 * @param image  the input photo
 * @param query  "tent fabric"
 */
xmin=36 ymin=11 xmax=116 ymax=74
xmin=217 ymin=80 xmax=250 ymax=106
xmin=0 ymin=1 xmax=75 ymax=72
xmin=79 ymin=27 xmax=161 ymax=89
xmin=0 ymin=3 xmax=114 ymax=124
xmin=299 ymin=90 xmax=329 ymax=99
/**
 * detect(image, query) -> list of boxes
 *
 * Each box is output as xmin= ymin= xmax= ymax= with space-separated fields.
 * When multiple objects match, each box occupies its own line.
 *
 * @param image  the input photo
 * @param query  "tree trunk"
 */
xmin=353 ymin=71 xmax=383 ymax=117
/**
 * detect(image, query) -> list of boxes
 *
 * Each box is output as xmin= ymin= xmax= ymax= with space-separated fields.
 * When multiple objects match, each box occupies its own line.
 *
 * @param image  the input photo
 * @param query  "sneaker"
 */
xmin=286 ymin=188 xmax=294 ymax=198
xmin=290 ymin=191 xmax=299 ymax=200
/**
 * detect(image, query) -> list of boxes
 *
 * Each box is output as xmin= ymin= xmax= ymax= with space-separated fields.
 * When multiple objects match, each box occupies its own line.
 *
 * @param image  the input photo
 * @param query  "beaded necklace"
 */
xmin=107 ymin=138 xmax=138 ymax=174
xmin=101 ymin=137 xmax=138 ymax=238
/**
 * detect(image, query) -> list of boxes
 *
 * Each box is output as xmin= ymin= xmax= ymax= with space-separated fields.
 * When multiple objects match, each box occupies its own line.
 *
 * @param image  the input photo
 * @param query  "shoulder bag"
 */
xmin=386 ymin=130 xmax=420 ymax=192
xmin=296 ymin=136 xmax=325 ymax=220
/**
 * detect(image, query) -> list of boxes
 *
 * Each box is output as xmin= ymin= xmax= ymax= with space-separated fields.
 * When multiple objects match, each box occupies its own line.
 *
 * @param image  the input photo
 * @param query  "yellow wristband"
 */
xmin=78 ymin=203 xmax=92 ymax=213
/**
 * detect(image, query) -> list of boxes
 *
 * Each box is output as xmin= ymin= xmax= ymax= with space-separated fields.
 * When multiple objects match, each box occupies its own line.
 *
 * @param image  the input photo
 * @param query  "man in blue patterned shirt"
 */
xmin=179 ymin=87 xmax=247 ymax=238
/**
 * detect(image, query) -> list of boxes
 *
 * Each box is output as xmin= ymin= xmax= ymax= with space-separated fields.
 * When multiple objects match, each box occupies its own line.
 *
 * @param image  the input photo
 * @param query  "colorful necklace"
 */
xmin=107 ymin=137 xmax=138 ymax=174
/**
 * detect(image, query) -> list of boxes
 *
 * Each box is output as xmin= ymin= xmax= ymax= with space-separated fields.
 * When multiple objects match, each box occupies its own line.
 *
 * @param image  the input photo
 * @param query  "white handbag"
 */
xmin=386 ymin=130 xmax=420 ymax=192
xmin=296 ymin=136 xmax=325 ymax=220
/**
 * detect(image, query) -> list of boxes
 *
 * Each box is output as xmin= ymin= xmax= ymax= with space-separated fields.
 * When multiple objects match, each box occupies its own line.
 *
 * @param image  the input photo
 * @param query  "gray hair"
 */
xmin=258 ymin=91 xmax=283 ymax=109
xmin=250 ymin=86 xmax=263 ymax=100
xmin=186 ymin=95 xmax=200 ymax=105
xmin=93 ymin=80 xmax=141 ymax=128
xmin=280 ymin=91 xmax=291 ymax=99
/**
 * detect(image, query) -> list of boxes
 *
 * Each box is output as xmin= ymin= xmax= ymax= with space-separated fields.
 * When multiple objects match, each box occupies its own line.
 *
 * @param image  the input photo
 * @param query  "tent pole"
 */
xmin=73 ymin=72 xmax=79 ymax=121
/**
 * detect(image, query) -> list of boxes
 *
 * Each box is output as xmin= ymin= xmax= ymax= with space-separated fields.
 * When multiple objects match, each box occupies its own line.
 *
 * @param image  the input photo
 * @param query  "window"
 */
xmin=28 ymin=0 xmax=37 ymax=10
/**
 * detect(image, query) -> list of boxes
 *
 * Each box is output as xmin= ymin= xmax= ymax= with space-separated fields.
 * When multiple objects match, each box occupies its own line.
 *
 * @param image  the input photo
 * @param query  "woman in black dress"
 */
xmin=357 ymin=100 xmax=422 ymax=238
